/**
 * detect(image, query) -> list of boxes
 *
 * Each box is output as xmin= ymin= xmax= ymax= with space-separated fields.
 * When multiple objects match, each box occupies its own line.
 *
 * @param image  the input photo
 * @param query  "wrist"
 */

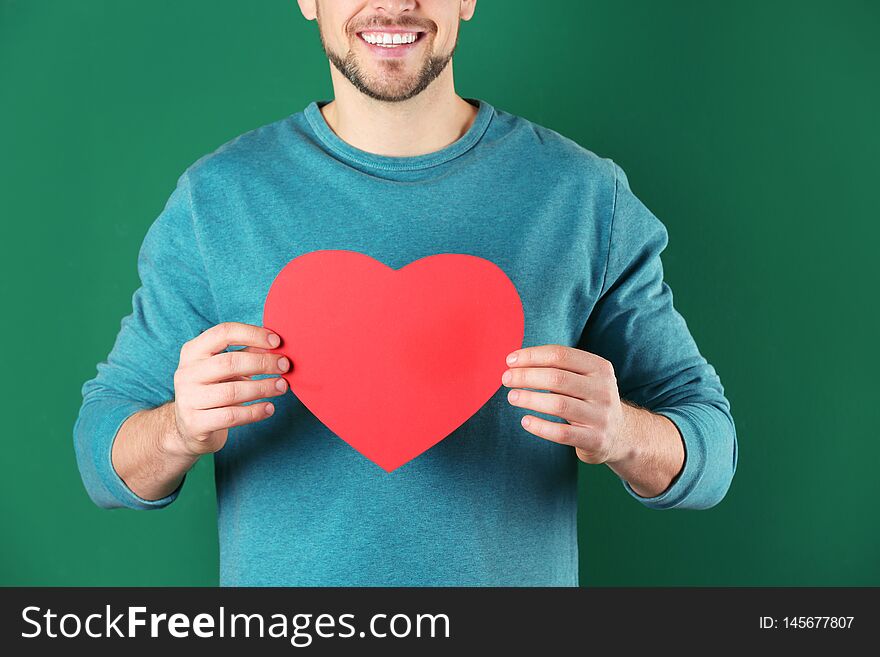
xmin=157 ymin=402 xmax=200 ymax=465
xmin=606 ymin=401 xmax=644 ymax=468
xmin=605 ymin=404 xmax=684 ymax=498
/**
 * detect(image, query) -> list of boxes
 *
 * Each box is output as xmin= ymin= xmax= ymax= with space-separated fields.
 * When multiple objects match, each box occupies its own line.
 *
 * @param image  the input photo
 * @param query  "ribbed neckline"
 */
xmin=303 ymin=97 xmax=494 ymax=172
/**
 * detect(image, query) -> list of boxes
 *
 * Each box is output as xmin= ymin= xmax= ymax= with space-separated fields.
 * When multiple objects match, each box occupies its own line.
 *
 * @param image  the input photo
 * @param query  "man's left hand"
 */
xmin=501 ymin=344 xmax=635 ymax=465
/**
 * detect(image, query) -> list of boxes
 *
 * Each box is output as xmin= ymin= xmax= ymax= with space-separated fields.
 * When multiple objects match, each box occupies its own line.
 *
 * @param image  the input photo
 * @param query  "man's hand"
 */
xmin=168 ymin=322 xmax=291 ymax=458
xmin=502 ymin=344 xmax=685 ymax=498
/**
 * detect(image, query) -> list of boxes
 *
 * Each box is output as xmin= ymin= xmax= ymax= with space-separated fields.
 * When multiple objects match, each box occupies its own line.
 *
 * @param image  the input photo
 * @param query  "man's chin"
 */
xmin=326 ymin=45 xmax=451 ymax=103
xmin=352 ymin=74 xmax=426 ymax=102
xmin=359 ymin=86 xmax=425 ymax=103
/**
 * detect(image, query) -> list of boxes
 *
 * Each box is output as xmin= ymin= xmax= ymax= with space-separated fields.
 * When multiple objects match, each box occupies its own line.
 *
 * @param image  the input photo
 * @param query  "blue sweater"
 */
xmin=73 ymin=98 xmax=737 ymax=586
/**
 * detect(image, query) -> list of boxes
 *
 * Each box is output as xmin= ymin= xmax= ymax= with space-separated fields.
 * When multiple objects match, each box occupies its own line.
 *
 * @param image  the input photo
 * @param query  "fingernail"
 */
xmin=506 ymin=352 xmax=518 ymax=364
xmin=265 ymin=403 xmax=274 ymax=416
xmin=521 ymin=416 xmax=531 ymax=427
xmin=508 ymin=390 xmax=519 ymax=402
xmin=268 ymin=333 xmax=280 ymax=348
xmin=275 ymin=377 xmax=287 ymax=392
xmin=278 ymin=357 xmax=290 ymax=371
xmin=502 ymin=370 xmax=512 ymax=385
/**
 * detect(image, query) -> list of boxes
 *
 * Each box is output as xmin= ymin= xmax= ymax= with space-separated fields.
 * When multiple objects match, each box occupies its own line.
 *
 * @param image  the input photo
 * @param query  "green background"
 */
xmin=1 ymin=0 xmax=877 ymax=586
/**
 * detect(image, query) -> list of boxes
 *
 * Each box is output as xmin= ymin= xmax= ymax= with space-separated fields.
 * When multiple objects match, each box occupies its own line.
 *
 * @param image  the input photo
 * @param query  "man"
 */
xmin=74 ymin=0 xmax=737 ymax=586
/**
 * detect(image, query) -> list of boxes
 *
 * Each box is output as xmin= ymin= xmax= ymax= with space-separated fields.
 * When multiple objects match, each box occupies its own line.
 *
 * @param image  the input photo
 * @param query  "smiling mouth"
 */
xmin=356 ymin=30 xmax=427 ymax=48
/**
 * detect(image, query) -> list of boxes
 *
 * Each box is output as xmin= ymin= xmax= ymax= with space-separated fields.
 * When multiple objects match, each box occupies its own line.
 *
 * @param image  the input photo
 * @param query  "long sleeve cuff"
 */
xmin=73 ymin=397 xmax=185 ymax=510
xmin=620 ymin=402 xmax=737 ymax=510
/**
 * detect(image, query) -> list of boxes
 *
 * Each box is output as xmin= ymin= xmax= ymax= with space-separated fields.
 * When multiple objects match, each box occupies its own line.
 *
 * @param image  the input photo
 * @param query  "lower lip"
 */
xmin=357 ymin=32 xmax=426 ymax=58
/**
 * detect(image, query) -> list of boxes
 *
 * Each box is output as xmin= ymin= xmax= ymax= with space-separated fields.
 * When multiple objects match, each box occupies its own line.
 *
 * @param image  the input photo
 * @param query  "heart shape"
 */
xmin=262 ymin=250 xmax=524 ymax=471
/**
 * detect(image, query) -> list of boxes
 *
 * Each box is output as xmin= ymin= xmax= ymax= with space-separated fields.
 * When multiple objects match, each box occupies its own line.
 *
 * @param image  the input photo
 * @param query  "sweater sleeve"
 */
xmin=73 ymin=171 xmax=218 ymax=510
xmin=577 ymin=161 xmax=738 ymax=510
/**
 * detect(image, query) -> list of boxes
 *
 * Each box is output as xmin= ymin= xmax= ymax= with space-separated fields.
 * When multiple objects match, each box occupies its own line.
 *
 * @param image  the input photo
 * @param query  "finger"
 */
xmin=192 ymin=350 xmax=291 ymax=383
xmin=194 ymin=402 xmax=276 ymax=434
xmin=519 ymin=413 xmax=592 ymax=448
xmin=240 ymin=345 xmax=272 ymax=355
xmin=507 ymin=389 xmax=592 ymax=425
xmin=192 ymin=377 xmax=288 ymax=410
xmin=213 ymin=347 xmax=272 ymax=380
xmin=501 ymin=366 xmax=594 ymax=398
xmin=183 ymin=322 xmax=282 ymax=360
xmin=506 ymin=344 xmax=613 ymax=377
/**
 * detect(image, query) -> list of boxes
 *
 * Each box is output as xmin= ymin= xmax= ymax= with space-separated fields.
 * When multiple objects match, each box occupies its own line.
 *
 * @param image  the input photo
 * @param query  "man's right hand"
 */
xmin=168 ymin=321 xmax=290 ymax=457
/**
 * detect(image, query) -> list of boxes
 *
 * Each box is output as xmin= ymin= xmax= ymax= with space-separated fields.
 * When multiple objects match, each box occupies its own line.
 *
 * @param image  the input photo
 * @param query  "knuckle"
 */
xmin=194 ymin=414 xmax=214 ymax=436
xmin=183 ymin=419 xmax=201 ymax=438
xmin=178 ymin=407 xmax=195 ymax=431
xmin=248 ymin=324 xmax=263 ymax=343
xmin=547 ymin=346 xmax=566 ymax=364
xmin=593 ymin=436 xmax=609 ymax=460
xmin=222 ymin=382 xmax=239 ymax=405
xmin=218 ymin=322 xmax=234 ymax=342
xmin=603 ymin=387 xmax=616 ymax=404
xmin=174 ymin=378 xmax=191 ymax=400
xmin=223 ymin=352 xmax=240 ymax=375
xmin=553 ymin=395 xmax=569 ymax=415
xmin=555 ymin=423 xmax=574 ymax=445
xmin=549 ymin=369 xmax=567 ymax=388
xmin=221 ymin=407 xmax=236 ymax=426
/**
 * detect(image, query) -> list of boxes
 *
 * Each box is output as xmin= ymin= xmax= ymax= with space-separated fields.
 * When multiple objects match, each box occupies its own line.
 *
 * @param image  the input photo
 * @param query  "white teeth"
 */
xmin=360 ymin=32 xmax=419 ymax=47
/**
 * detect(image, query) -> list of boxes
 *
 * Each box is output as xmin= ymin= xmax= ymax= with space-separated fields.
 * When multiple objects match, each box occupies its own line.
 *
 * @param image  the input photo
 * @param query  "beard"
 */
xmin=316 ymin=17 xmax=457 ymax=102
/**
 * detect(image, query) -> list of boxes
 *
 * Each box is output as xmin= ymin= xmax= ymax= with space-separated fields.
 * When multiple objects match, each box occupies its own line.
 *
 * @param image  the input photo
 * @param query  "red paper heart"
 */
xmin=262 ymin=250 xmax=524 ymax=471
